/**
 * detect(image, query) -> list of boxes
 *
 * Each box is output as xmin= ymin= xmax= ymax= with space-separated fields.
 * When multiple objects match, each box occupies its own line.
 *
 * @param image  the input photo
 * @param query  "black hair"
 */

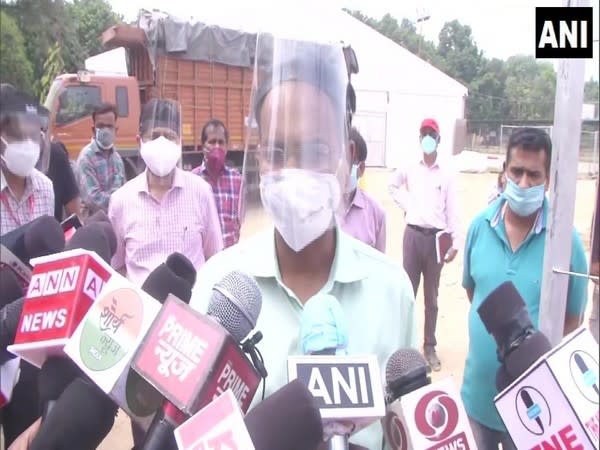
xmin=139 ymin=98 xmax=181 ymax=136
xmin=201 ymin=119 xmax=229 ymax=144
xmin=92 ymin=103 xmax=118 ymax=122
xmin=506 ymin=128 xmax=552 ymax=174
xmin=349 ymin=127 xmax=367 ymax=162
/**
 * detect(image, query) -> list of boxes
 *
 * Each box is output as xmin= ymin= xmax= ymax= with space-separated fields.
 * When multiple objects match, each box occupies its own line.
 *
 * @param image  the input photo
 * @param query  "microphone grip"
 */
xmin=328 ymin=435 xmax=349 ymax=450
xmin=142 ymin=402 xmax=185 ymax=450
xmin=42 ymin=400 xmax=56 ymax=421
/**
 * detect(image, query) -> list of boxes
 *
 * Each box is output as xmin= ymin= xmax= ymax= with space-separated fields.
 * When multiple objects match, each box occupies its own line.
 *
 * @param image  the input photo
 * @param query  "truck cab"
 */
xmin=44 ymin=72 xmax=142 ymax=178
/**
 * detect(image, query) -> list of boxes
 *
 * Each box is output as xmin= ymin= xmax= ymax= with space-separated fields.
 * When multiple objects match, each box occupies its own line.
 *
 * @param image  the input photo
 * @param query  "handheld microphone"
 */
xmin=133 ymin=271 xmax=264 ymax=450
xmin=382 ymin=349 xmax=476 ymax=450
xmin=291 ymin=294 xmax=386 ymax=450
xmin=38 ymin=357 xmax=82 ymax=420
xmin=7 ymin=224 xmax=116 ymax=368
xmin=28 ymin=377 xmax=118 ymax=450
xmin=0 ymin=269 xmax=24 ymax=402
xmin=1 ymin=215 xmax=65 ymax=290
xmin=0 ymin=267 xmax=24 ymax=306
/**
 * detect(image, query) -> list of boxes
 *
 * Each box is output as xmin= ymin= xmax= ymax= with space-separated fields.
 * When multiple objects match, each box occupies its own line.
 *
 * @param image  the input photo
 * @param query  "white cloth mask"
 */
xmin=1 ymin=137 xmax=40 ymax=177
xmin=140 ymin=136 xmax=181 ymax=177
xmin=260 ymin=168 xmax=341 ymax=252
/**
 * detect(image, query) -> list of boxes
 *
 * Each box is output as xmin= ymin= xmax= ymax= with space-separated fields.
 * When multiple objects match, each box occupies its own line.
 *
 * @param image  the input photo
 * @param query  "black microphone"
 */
xmin=574 ymin=353 xmax=599 ymax=395
xmin=28 ymin=378 xmax=118 ymax=450
xmin=1 ymin=215 xmax=65 ymax=264
xmin=519 ymin=388 xmax=544 ymax=433
xmin=64 ymin=222 xmax=112 ymax=263
xmin=0 ymin=296 xmax=24 ymax=364
xmin=244 ymin=379 xmax=323 ymax=450
xmin=38 ymin=357 xmax=81 ymax=420
xmin=0 ymin=267 xmax=24 ymax=306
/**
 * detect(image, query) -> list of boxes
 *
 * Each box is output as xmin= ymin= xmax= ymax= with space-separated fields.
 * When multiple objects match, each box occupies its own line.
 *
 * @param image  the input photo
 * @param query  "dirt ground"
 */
xmin=82 ymin=169 xmax=600 ymax=449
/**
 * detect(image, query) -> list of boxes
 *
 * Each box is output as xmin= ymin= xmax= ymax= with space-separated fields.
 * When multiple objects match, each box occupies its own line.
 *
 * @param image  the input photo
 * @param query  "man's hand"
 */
xmin=7 ymin=417 xmax=41 ymax=450
xmin=444 ymin=248 xmax=458 ymax=263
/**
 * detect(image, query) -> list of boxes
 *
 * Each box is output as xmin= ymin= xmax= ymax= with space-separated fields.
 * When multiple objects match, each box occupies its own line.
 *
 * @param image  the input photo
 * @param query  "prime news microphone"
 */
xmin=133 ymin=271 xmax=264 ymax=450
xmin=477 ymin=281 xmax=552 ymax=390
xmin=292 ymin=294 xmax=386 ymax=450
xmin=382 ymin=349 xmax=476 ymax=450
xmin=6 ymin=223 xmax=116 ymax=368
xmin=28 ymin=377 xmax=118 ymax=450
xmin=0 ymin=215 xmax=65 ymax=290
xmin=244 ymin=379 xmax=324 ymax=450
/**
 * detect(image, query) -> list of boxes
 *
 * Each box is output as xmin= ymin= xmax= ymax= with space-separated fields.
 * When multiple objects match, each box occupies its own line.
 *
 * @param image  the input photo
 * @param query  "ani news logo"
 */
xmin=535 ymin=7 xmax=594 ymax=58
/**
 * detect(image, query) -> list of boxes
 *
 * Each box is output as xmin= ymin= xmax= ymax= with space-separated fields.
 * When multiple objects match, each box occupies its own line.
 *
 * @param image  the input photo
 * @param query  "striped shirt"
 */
xmin=108 ymin=168 xmax=224 ymax=286
xmin=1 ymin=168 xmax=54 ymax=235
xmin=192 ymin=164 xmax=242 ymax=248
xmin=76 ymin=140 xmax=125 ymax=212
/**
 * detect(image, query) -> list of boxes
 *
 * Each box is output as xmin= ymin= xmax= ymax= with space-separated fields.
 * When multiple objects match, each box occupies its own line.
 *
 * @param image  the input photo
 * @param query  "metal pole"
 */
xmin=538 ymin=0 xmax=589 ymax=346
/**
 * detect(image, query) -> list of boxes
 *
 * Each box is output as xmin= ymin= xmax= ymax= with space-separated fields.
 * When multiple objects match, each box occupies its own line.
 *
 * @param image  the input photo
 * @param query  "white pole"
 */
xmin=538 ymin=0 xmax=589 ymax=346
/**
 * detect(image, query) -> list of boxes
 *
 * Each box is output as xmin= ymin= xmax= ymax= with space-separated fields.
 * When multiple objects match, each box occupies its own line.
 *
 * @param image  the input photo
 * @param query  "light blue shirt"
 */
xmin=189 ymin=227 xmax=418 ymax=448
xmin=461 ymin=198 xmax=589 ymax=431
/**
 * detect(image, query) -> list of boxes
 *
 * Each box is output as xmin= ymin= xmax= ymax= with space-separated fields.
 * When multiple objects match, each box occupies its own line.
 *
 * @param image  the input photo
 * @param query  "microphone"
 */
xmin=519 ymin=388 xmax=545 ymax=433
xmin=6 ymin=224 xmax=116 ymax=368
xmin=38 ymin=357 xmax=81 ymax=419
xmin=382 ymin=349 xmax=476 ymax=450
xmin=132 ymin=270 xmax=264 ymax=450
xmin=0 ymin=267 xmax=24 ymax=306
xmin=292 ymin=294 xmax=386 ymax=449
xmin=477 ymin=281 xmax=552 ymax=390
xmin=28 ymin=378 xmax=118 ymax=450
xmin=1 ymin=215 xmax=65 ymax=290
xmin=244 ymin=379 xmax=324 ymax=450
xmin=574 ymin=353 xmax=599 ymax=395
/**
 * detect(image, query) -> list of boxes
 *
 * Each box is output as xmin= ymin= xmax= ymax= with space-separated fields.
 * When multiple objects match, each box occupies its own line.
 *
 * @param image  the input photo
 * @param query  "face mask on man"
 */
xmin=349 ymin=164 xmax=359 ymax=191
xmin=260 ymin=168 xmax=341 ymax=252
xmin=206 ymin=147 xmax=226 ymax=174
xmin=421 ymin=135 xmax=438 ymax=155
xmin=1 ymin=136 xmax=40 ymax=177
xmin=140 ymin=136 xmax=182 ymax=177
xmin=95 ymin=127 xmax=115 ymax=150
xmin=503 ymin=177 xmax=545 ymax=217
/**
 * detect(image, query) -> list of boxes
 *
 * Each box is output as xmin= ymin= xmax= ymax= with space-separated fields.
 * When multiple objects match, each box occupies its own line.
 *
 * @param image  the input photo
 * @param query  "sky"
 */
xmin=107 ymin=0 xmax=599 ymax=81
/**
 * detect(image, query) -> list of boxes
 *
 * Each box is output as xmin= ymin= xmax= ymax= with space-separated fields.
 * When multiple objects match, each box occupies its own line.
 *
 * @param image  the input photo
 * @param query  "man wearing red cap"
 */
xmin=389 ymin=118 xmax=460 ymax=371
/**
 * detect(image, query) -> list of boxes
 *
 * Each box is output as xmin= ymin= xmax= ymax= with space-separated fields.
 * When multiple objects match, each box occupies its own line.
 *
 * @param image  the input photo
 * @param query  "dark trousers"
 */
xmin=402 ymin=225 xmax=444 ymax=348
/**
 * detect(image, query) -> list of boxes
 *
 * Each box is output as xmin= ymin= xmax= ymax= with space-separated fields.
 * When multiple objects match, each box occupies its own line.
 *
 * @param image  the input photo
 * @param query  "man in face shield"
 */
xmin=189 ymin=36 xmax=417 ymax=449
xmin=108 ymin=98 xmax=223 ymax=288
xmin=0 ymin=88 xmax=54 ymax=235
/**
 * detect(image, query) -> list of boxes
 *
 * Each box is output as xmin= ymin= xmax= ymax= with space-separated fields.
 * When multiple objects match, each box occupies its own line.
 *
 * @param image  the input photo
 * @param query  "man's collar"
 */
xmin=419 ymin=157 xmax=440 ymax=169
xmin=349 ymin=189 xmax=366 ymax=210
xmin=135 ymin=168 xmax=184 ymax=193
xmin=487 ymin=197 xmax=548 ymax=234
xmin=250 ymin=226 xmax=367 ymax=284
xmin=92 ymin=140 xmax=114 ymax=154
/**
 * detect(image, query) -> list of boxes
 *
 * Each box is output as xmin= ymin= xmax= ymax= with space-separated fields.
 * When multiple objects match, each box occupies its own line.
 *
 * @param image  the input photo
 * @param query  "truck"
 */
xmin=43 ymin=10 xmax=358 ymax=180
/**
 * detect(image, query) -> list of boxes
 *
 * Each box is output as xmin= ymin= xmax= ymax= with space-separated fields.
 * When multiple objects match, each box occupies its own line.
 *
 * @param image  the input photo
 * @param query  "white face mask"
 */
xmin=260 ymin=169 xmax=341 ymax=252
xmin=140 ymin=136 xmax=181 ymax=177
xmin=1 ymin=137 xmax=40 ymax=177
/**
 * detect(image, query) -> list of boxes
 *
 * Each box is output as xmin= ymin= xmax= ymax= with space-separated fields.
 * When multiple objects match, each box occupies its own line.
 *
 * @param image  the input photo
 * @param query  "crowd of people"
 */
xmin=1 ymin=32 xmax=597 ymax=450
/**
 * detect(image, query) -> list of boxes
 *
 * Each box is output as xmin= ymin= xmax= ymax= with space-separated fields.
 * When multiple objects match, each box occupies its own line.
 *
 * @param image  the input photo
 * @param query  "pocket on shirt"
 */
xmin=179 ymin=221 xmax=205 ymax=255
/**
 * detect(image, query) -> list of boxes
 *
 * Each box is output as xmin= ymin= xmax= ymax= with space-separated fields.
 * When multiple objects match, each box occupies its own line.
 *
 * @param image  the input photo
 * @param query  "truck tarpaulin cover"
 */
xmin=138 ymin=10 xmax=257 ymax=69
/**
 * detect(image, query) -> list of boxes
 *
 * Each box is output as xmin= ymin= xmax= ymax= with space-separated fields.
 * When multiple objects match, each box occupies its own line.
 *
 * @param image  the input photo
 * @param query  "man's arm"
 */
xmin=445 ymin=168 xmax=461 ymax=258
xmin=112 ymin=154 xmax=127 ymax=192
xmin=201 ymin=187 xmax=224 ymax=260
xmin=564 ymin=230 xmax=589 ymax=335
xmin=78 ymin=155 xmax=111 ymax=211
xmin=375 ymin=208 xmax=386 ymax=253
xmin=388 ymin=167 xmax=411 ymax=212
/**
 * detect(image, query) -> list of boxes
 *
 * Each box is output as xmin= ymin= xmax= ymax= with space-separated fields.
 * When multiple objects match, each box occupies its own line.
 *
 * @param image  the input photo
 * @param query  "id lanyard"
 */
xmin=1 ymin=192 xmax=34 ymax=227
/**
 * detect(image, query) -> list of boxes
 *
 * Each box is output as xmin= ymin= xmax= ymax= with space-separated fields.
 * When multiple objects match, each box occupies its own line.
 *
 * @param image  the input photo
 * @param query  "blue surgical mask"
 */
xmin=350 ymin=164 xmax=359 ymax=190
xmin=95 ymin=127 xmax=114 ymax=150
xmin=421 ymin=135 xmax=437 ymax=155
xmin=503 ymin=178 xmax=545 ymax=217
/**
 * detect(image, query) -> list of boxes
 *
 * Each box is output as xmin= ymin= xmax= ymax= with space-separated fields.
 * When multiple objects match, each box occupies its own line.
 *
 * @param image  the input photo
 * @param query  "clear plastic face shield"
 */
xmin=138 ymin=98 xmax=183 ymax=185
xmin=37 ymin=106 xmax=52 ymax=174
xmin=0 ymin=101 xmax=49 ymax=178
xmin=241 ymin=33 xmax=353 ymax=252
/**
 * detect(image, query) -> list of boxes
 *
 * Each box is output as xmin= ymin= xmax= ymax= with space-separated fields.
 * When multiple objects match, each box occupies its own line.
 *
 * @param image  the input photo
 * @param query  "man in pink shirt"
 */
xmin=388 ymin=118 xmax=460 ymax=371
xmin=341 ymin=127 xmax=386 ymax=252
xmin=108 ymin=99 xmax=224 ymax=288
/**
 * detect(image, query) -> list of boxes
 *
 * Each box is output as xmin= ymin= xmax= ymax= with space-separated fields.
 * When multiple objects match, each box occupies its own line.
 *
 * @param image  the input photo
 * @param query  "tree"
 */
xmin=468 ymin=58 xmax=509 ymax=121
xmin=0 ymin=9 xmax=34 ymax=92
xmin=69 ymin=0 xmax=122 ymax=59
xmin=437 ymin=20 xmax=484 ymax=85
xmin=39 ymin=42 xmax=65 ymax=101
xmin=584 ymin=79 xmax=599 ymax=104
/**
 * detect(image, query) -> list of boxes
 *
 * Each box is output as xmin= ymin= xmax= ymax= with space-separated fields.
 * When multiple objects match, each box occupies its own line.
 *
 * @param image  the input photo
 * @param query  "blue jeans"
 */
xmin=469 ymin=417 xmax=517 ymax=450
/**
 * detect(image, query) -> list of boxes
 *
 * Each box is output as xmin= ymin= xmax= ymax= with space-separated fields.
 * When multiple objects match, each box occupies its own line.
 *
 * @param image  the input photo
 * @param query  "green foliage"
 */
xmin=70 ymin=0 xmax=122 ymax=59
xmin=39 ymin=42 xmax=65 ymax=102
xmin=0 ymin=9 xmax=34 ymax=92
xmin=584 ymin=79 xmax=599 ymax=104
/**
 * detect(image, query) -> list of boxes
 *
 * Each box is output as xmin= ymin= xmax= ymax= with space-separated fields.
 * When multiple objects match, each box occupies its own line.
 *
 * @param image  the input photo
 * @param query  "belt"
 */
xmin=407 ymin=224 xmax=441 ymax=235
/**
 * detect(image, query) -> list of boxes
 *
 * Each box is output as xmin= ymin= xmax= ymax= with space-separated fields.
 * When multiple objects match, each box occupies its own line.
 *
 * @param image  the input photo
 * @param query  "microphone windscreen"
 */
xmin=477 ymin=281 xmax=527 ymax=335
xmin=141 ymin=262 xmax=193 ymax=305
xmin=65 ymin=223 xmax=111 ymax=263
xmin=24 ymin=215 xmax=65 ymax=259
xmin=29 ymin=378 xmax=117 ymax=450
xmin=0 ymin=268 xmax=24 ymax=307
xmin=97 ymin=222 xmax=117 ymax=257
xmin=38 ymin=357 xmax=81 ymax=417
xmin=84 ymin=210 xmax=110 ymax=225
xmin=244 ymin=379 xmax=323 ymax=450
xmin=502 ymin=331 xmax=552 ymax=385
xmin=208 ymin=271 xmax=262 ymax=343
xmin=166 ymin=252 xmax=196 ymax=287
xmin=0 ymin=297 xmax=24 ymax=364
xmin=385 ymin=348 xmax=431 ymax=400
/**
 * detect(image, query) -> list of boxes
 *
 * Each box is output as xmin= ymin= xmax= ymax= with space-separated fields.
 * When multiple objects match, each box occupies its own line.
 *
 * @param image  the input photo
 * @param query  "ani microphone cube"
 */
xmin=7 ymin=248 xmax=114 ymax=368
